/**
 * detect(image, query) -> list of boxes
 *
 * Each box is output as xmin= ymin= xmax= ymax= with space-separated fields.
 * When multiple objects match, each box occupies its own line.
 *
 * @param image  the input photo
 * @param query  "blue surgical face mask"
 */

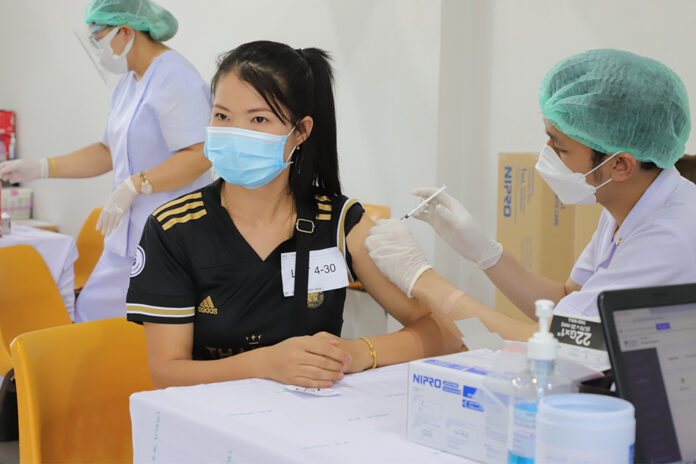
xmin=204 ymin=125 xmax=297 ymax=189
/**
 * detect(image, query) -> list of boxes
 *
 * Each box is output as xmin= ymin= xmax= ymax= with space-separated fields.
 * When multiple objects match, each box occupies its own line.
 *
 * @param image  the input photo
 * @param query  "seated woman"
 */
xmin=126 ymin=40 xmax=460 ymax=388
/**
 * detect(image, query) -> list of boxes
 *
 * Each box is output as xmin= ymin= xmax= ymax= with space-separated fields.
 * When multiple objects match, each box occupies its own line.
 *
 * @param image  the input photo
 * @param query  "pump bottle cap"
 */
xmin=527 ymin=299 xmax=558 ymax=361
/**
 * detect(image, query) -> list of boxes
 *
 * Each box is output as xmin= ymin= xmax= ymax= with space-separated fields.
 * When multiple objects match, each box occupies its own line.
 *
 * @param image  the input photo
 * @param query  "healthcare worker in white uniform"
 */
xmin=365 ymin=48 xmax=696 ymax=340
xmin=0 ymin=0 xmax=212 ymax=322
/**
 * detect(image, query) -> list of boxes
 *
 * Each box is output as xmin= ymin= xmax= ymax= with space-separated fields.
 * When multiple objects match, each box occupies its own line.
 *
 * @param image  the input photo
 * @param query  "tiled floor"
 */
xmin=0 ymin=441 xmax=17 ymax=464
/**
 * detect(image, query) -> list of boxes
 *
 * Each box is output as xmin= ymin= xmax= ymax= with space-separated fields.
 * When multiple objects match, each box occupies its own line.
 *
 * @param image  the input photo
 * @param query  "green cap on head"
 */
xmin=540 ymin=49 xmax=691 ymax=169
xmin=85 ymin=0 xmax=177 ymax=42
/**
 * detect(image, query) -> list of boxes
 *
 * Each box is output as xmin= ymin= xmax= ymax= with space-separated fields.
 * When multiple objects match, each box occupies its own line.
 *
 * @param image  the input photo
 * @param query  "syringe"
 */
xmin=400 ymin=185 xmax=446 ymax=221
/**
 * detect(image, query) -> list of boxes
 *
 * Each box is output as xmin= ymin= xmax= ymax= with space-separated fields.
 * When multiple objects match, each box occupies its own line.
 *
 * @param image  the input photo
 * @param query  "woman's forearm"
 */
xmin=52 ymin=142 xmax=113 ymax=178
xmin=148 ymin=347 xmax=268 ymax=388
xmin=351 ymin=313 xmax=461 ymax=372
xmin=131 ymin=142 xmax=211 ymax=194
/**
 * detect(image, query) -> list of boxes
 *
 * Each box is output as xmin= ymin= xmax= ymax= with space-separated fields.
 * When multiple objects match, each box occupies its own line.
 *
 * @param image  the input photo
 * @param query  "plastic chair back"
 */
xmin=0 ymin=245 xmax=71 ymax=376
xmin=11 ymin=318 xmax=152 ymax=463
xmin=74 ymin=207 xmax=104 ymax=292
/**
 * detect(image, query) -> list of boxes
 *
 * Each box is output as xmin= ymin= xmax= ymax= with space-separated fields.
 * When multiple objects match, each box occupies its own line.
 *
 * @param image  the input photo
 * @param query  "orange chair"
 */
xmin=348 ymin=203 xmax=391 ymax=291
xmin=11 ymin=318 xmax=152 ymax=463
xmin=74 ymin=207 xmax=104 ymax=294
xmin=0 ymin=245 xmax=72 ymax=378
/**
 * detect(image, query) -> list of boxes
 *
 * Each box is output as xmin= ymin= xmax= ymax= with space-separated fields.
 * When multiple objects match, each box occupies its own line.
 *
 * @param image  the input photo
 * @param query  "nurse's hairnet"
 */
xmin=85 ymin=0 xmax=177 ymax=42
xmin=540 ymin=49 xmax=691 ymax=169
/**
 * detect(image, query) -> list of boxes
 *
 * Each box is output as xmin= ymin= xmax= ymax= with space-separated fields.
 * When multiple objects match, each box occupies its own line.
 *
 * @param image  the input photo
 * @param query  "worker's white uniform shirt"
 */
xmin=555 ymin=168 xmax=696 ymax=317
xmin=103 ymin=49 xmax=211 ymax=258
xmin=74 ymin=50 xmax=211 ymax=323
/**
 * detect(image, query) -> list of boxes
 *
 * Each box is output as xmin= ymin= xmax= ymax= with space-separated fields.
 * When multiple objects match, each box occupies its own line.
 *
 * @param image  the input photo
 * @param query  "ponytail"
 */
xmin=291 ymin=48 xmax=341 ymax=201
xmin=210 ymin=41 xmax=342 ymax=202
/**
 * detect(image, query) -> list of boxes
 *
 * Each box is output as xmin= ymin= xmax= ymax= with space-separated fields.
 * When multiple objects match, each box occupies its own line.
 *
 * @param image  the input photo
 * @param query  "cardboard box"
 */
xmin=496 ymin=153 xmax=603 ymax=322
xmin=1 ymin=187 xmax=32 ymax=219
xmin=408 ymin=350 xmax=507 ymax=463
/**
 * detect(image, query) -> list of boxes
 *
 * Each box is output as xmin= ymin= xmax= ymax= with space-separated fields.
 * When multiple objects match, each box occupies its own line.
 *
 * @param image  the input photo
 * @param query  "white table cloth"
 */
xmin=130 ymin=363 xmax=475 ymax=463
xmin=0 ymin=223 xmax=78 ymax=320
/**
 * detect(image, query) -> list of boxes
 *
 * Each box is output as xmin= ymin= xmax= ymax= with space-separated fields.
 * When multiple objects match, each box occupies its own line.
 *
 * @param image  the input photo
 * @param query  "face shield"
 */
xmin=74 ymin=24 xmax=120 ymax=86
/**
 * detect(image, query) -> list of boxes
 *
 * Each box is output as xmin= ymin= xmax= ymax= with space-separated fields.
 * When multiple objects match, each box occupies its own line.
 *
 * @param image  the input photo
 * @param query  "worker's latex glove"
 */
xmin=412 ymin=187 xmax=503 ymax=270
xmin=96 ymin=177 xmax=138 ymax=236
xmin=0 ymin=159 xmax=48 ymax=183
xmin=365 ymin=218 xmax=432 ymax=298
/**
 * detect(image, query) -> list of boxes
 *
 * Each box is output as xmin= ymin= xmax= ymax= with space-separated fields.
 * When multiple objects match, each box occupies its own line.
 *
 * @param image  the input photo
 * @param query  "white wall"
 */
xmin=486 ymin=0 xmax=696 ymax=157
xmin=434 ymin=0 xmax=495 ymax=306
xmin=0 ymin=1 xmax=114 ymax=235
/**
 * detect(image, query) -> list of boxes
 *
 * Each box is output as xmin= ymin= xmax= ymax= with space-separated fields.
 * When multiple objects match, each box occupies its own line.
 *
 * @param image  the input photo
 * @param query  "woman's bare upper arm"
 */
xmin=143 ymin=322 xmax=194 ymax=364
xmin=345 ymin=213 xmax=430 ymax=326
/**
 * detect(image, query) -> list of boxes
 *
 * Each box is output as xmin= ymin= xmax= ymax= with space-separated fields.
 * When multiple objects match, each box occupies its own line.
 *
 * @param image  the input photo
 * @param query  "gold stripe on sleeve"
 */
xmin=156 ymin=201 xmax=205 ymax=223
xmin=317 ymin=203 xmax=332 ymax=212
xmin=161 ymin=210 xmax=207 ymax=231
xmin=315 ymin=194 xmax=331 ymax=202
xmin=126 ymin=305 xmax=196 ymax=317
xmin=152 ymin=192 xmax=203 ymax=217
xmin=316 ymin=213 xmax=331 ymax=221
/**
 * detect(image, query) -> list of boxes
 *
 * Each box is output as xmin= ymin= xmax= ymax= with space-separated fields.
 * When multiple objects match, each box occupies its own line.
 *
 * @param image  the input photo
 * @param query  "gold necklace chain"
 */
xmin=220 ymin=188 xmax=296 ymax=239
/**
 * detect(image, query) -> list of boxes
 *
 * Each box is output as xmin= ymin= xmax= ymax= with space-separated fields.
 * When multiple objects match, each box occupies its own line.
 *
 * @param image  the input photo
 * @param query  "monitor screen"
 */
xmin=613 ymin=302 xmax=696 ymax=463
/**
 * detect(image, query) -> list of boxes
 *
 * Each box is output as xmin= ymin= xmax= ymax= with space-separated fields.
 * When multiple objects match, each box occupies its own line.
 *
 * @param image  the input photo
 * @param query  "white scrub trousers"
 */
xmin=74 ymin=250 xmax=132 ymax=323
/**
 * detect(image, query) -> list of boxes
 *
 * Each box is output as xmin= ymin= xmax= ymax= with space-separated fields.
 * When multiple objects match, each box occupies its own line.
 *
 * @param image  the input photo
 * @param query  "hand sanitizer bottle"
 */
xmin=507 ymin=299 xmax=570 ymax=463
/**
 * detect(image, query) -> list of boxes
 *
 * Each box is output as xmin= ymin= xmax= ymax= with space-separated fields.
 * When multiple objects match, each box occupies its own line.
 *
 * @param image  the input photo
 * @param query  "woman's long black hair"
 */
xmin=210 ymin=40 xmax=342 ymax=201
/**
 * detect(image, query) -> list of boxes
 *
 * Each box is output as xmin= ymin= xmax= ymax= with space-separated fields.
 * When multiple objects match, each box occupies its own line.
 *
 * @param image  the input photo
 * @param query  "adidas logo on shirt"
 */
xmin=197 ymin=296 xmax=218 ymax=315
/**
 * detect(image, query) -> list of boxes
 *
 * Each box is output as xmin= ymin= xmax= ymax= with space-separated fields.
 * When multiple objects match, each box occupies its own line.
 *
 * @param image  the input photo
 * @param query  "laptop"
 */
xmin=598 ymin=283 xmax=696 ymax=464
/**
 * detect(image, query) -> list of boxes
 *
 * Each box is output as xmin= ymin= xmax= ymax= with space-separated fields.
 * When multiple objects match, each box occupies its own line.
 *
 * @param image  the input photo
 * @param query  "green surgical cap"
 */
xmin=539 ymin=49 xmax=691 ymax=169
xmin=85 ymin=0 xmax=177 ymax=42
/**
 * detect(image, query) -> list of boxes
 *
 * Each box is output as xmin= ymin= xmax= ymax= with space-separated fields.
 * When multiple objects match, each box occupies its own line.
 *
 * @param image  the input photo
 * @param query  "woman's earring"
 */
xmin=295 ymin=144 xmax=301 ymax=151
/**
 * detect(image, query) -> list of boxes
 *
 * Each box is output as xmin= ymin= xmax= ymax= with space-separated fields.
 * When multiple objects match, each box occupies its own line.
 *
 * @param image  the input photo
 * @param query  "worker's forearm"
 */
xmin=483 ymin=251 xmax=567 ymax=318
xmin=132 ymin=143 xmax=211 ymax=194
xmin=412 ymin=269 xmax=537 ymax=342
xmin=52 ymin=142 xmax=113 ymax=178
xmin=148 ymin=346 xmax=267 ymax=389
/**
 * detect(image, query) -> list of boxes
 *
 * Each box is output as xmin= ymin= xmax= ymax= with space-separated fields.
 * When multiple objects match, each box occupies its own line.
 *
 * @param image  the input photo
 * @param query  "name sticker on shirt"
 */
xmin=281 ymin=246 xmax=349 ymax=297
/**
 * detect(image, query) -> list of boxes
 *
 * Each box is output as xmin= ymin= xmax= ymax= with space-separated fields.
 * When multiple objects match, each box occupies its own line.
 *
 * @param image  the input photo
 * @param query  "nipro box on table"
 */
xmin=407 ymin=350 xmax=504 ymax=463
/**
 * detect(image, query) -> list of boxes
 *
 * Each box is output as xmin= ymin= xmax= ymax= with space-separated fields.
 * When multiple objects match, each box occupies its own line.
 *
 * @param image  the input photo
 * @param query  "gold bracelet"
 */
xmin=359 ymin=337 xmax=377 ymax=370
xmin=48 ymin=157 xmax=57 ymax=178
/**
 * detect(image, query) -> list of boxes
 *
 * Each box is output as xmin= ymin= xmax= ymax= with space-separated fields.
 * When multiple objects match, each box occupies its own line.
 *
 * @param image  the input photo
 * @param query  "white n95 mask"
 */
xmin=535 ymin=144 xmax=619 ymax=205
xmin=96 ymin=27 xmax=134 ymax=75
